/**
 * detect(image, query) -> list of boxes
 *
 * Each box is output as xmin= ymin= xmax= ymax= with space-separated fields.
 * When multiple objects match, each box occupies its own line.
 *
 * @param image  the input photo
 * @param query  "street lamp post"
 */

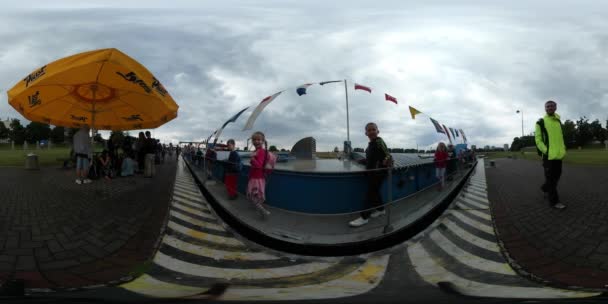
xmin=516 ymin=110 xmax=524 ymax=137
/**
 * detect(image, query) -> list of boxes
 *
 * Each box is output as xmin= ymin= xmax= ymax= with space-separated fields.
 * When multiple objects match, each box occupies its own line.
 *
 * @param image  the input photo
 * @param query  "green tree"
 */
xmin=353 ymin=147 xmax=364 ymax=153
xmin=590 ymin=119 xmax=606 ymax=144
xmin=269 ymin=145 xmax=278 ymax=152
xmin=25 ymin=122 xmax=51 ymax=144
xmin=0 ymin=121 xmax=9 ymax=139
xmin=575 ymin=116 xmax=592 ymax=147
xmin=510 ymin=137 xmax=521 ymax=151
xmin=50 ymin=126 xmax=65 ymax=144
xmin=562 ymin=119 xmax=576 ymax=148
xmin=9 ymin=119 xmax=26 ymax=145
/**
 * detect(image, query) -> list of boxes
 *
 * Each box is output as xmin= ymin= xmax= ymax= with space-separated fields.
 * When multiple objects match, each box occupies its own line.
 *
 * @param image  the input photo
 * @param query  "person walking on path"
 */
xmin=73 ymin=124 xmax=93 ymax=184
xmin=247 ymin=131 xmax=276 ymax=217
xmin=349 ymin=122 xmax=393 ymax=228
xmin=535 ymin=100 xmax=567 ymax=209
xmin=224 ymin=139 xmax=241 ymax=200
xmin=434 ymin=142 xmax=449 ymax=191
xmin=144 ymin=131 xmax=156 ymax=177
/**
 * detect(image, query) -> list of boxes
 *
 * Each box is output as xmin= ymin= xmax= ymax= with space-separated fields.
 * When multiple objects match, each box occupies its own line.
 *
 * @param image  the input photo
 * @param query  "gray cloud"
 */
xmin=2 ymin=1 xmax=608 ymax=151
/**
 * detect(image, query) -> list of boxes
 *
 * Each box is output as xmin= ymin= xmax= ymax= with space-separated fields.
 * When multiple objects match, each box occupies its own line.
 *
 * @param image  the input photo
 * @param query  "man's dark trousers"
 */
xmin=542 ymin=157 xmax=562 ymax=205
xmin=361 ymin=171 xmax=386 ymax=219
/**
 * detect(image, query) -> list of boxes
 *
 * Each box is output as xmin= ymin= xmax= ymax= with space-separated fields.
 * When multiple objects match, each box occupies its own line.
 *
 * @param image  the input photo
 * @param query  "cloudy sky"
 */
xmin=1 ymin=0 xmax=608 ymax=151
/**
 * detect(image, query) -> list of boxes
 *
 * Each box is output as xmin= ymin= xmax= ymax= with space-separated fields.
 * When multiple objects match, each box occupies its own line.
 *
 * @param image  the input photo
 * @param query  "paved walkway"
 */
xmin=116 ymin=158 xmax=599 ymax=301
xmin=487 ymin=158 xmax=608 ymax=290
xmin=0 ymin=155 xmax=176 ymax=288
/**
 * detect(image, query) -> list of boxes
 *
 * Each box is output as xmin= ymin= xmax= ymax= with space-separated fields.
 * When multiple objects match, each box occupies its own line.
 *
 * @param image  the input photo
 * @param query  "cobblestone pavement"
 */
xmin=0 ymin=155 xmax=177 ymax=288
xmin=487 ymin=158 xmax=608 ymax=289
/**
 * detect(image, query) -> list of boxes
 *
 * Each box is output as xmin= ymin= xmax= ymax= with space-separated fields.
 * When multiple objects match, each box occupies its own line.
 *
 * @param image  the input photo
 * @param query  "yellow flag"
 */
xmin=409 ymin=106 xmax=422 ymax=119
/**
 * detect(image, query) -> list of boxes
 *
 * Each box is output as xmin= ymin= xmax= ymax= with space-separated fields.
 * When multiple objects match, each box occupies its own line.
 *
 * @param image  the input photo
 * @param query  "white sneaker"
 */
xmin=83 ymin=179 xmax=92 ymax=184
xmin=75 ymin=179 xmax=82 ymax=184
xmin=553 ymin=203 xmax=566 ymax=209
xmin=371 ymin=210 xmax=386 ymax=218
xmin=256 ymin=205 xmax=271 ymax=216
xmin=349 ymin=217 xmax=369 ymax=227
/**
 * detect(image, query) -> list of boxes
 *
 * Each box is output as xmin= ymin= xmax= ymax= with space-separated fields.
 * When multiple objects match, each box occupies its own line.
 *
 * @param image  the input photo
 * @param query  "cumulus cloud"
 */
xmin=1 ymin=0 xmax=608 ymax=150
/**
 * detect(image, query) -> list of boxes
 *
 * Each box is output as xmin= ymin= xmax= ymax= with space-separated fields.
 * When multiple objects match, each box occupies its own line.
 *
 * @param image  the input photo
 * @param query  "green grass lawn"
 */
xmin=0 ymin=144 xmax=106 ymax=167
xmin=0 ymin=148 xmax=72 ymax=167
xmin=484 ymin=149 xmax=608 ymax=166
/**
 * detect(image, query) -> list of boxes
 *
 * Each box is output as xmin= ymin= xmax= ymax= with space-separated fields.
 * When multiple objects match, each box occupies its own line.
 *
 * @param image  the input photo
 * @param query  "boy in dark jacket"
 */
xmin=350 ymin=122 xmax=393 ymax=227
xmin=224 ymin=139 xmax=241 ymax=200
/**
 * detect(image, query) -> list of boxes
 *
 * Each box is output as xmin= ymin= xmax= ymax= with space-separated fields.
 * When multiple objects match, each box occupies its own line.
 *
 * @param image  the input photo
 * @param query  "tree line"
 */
xmin=510 ymin=117 xmax=608 ymax=151
xmin=0 ymin=118 xmax=126 ymax=145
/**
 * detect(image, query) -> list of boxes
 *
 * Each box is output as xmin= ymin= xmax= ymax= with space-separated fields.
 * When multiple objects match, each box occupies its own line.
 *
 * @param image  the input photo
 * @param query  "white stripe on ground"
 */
xmin=220 ymin=255 xmax=390 ymax=301
xmin=468 ymin=181 xmax=487 ymax=188
xmin=166 ymin=221 xmax=242 ymax=246
xmin=175 ymin=179 xmax=198 ymax=188
xmin=464 ymin=188 xmax=489 ymax=199
xmin=462 ymin=192 xmax=490 ymax=204
xmin=457 ymin=198 xmax=488 ymax=210
xmin=450 ymin=211 xmax=495 ymax=235
xmin=172 ymin=202 xmax=214 ymax=219
xmin=121 ymin=254 xmax=390 ymax=300
xmin=172 ymin=197 xmax=209 ymax=210
xmin=172 ymin=191 xmax=205 ymax=203
xmin=443 ymin=219 xmax=501 ymax=253
xmin=407 ymin=243 xmax=600 ymax=299
xmin=153 ymin=251 xmax=334 ymax=280
xmin=464 ymin=209 xmax=492 ymax=221
xmin=162 ymin=234 xmax=278 ymax=261
xmin=467 ymin=184 xmax=487 ymax=191
xmin=173 ymin=186 xmax=202 ymax=196
xmin=169 ymin=210 xmax=225 ymax=232
xmin=120 ymin=274 xmax=208 ymax=298
xmin=175 ymin=178 xmax=196 ymax=184
xmin=429 ymin=231 xmax=516 ymax=276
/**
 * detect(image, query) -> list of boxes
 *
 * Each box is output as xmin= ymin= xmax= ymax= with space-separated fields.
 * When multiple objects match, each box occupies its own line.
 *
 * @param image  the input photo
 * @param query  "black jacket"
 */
xmin=362 ymin=137 xmax=391 ymax=170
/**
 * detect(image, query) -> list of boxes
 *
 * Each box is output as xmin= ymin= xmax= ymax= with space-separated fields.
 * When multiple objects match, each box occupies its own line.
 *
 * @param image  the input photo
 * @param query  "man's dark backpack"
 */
xmin=536 ymin=119 xmax=548 ymax=156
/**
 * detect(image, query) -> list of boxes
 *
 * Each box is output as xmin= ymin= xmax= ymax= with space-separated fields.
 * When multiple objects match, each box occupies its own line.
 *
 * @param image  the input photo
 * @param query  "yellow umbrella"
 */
xmin=7 ymin=48 xmax=178 ymax=131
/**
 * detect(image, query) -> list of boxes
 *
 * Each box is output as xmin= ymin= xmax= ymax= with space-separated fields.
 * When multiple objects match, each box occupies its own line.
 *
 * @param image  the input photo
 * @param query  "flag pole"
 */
xmin=344 ymin=79 xmax=350 ymax=143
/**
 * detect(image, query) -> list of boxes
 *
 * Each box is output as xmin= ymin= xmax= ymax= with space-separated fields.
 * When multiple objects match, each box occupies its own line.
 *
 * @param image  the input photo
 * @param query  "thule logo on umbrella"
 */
xmin=28 ymin=91 xmax=42 ymax=107
xmin=116 ymin=71 xmax=152 ymax=94
xmin=152 ymin=77 xmax=168 ymax=96
xmin=122 ymin=114 xmax=143 ymax=121
xmin=70 ymin=115 xmax=87 ymax=122
xmin=23 ymin=66 xmax=47 ymax=87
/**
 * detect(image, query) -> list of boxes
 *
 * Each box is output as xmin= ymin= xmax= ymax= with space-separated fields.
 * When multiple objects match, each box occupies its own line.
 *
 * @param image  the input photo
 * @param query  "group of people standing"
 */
xmin=71 ymin=125 xmax=171 ymax=184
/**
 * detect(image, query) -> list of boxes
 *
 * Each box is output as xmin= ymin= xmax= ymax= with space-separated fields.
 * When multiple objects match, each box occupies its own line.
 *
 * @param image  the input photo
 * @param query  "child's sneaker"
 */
xmin=83 ymin=179 xmax=92 ymax=184
xmin=349 ymin=217 xmax=369 ymax=227
xmin=371 ymin=209 xmax=386 ymax=218
xmin=256 ymin=204 xmax=271 ymax=216
xmin=75 ymin=179 xmax=82 ymax=185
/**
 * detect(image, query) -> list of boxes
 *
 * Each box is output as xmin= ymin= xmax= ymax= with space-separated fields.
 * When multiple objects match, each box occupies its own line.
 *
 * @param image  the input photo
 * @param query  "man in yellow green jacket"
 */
xmin=535 ymin=100 xmax=567 ymax=209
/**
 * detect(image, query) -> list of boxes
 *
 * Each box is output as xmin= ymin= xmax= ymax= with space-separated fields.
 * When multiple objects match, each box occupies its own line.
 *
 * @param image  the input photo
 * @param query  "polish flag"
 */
xmin=385 ymin=93 xmax=398 ymax=104
xmin=354 ymin=83 xmax=372 ymax=93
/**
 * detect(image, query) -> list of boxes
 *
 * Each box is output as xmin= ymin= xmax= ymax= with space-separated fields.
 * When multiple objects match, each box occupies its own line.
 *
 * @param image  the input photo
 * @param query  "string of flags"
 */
xmin=230 ymin=79 xmax=468 ymax=144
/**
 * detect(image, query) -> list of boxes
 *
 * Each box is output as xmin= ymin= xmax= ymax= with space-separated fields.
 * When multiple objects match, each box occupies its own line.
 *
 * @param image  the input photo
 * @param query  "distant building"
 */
xmin=484 ymin=145 xmax=490 ymax=150
xmin=471 ymin=145 xmax=477 ymax=150
xmin=504 ymin=144 xmax=509 ymax=151
xmin=0 ymin=118 xmax=12 ymax=143
xmin=0 ymin=118 xmax=11 ymax=129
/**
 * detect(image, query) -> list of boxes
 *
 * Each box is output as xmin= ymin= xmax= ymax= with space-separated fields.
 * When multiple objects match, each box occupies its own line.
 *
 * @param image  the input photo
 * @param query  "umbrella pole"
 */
xmin=91 ymin=87 xmax=97 ymax=144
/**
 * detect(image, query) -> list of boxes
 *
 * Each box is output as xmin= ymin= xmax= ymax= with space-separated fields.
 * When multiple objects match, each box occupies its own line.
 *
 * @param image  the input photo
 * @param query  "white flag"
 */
xmin=242 ymin=91 xmax=283 ymax=130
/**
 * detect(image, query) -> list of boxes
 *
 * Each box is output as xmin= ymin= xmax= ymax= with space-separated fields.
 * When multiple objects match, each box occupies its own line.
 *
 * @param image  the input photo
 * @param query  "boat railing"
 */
xmin=183 ymin=151 xmax=475 ymax=236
